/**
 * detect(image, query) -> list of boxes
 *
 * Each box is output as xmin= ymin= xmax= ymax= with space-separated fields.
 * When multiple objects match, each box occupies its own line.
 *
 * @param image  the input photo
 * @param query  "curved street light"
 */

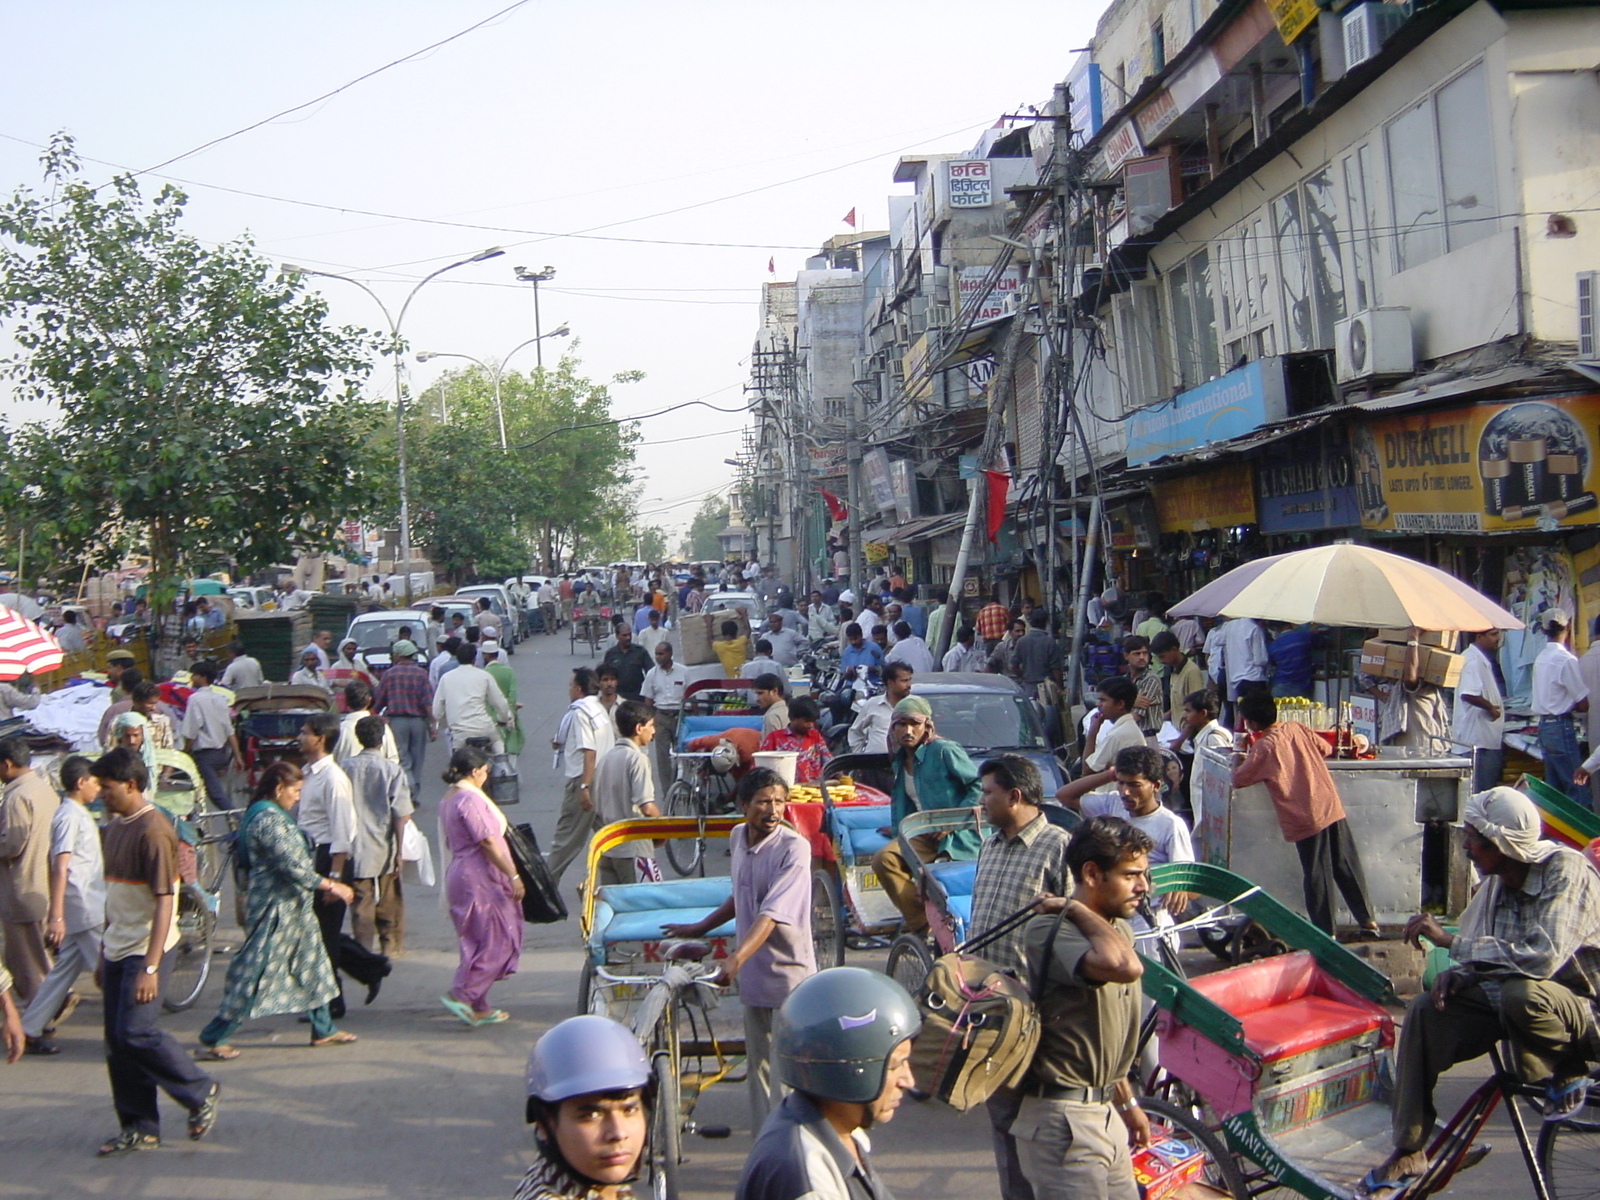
xmin=280 ymin=247 xmax=504 ymax=603
xmin=416 ymin=324 xmax=571 ymax=450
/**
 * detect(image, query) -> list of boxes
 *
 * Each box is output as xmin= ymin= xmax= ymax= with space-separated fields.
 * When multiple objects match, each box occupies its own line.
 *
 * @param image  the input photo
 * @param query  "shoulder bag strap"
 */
xmin=1030 ymin=905 xmax=1071 ymax=1005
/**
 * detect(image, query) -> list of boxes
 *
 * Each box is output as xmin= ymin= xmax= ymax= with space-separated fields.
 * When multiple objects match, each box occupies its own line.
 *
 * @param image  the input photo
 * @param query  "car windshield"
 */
xmin=923 ymin=692 xmax=1045 ymax=751
xmin=351 ymin=619 xmax=423 ymax=652
xmin=461 ymin=592 xmax=505 ymax=612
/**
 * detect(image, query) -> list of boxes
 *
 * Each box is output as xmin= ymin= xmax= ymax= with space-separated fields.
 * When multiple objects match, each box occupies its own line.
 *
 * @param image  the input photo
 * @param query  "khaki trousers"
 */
xmin=2 ymin=918 xmax=51 ymax=1007
xmin=350 ymin=872 xmax=406 ymax=955
xmin=1392 ymin=978 xmax=1596 ymax=1153
xmin=546 ymin=775 xmax=600 ymax=885
xmin=1013 ymin=1096 xmax=1139 ymax=1200
xmin=871 ymin=832 xmax=941 ymax=932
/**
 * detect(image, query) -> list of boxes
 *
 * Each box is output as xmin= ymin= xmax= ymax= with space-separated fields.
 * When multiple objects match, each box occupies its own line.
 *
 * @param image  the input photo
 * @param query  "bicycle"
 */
xmin=661 ymin=752 xmax=736 ymax=877
xmin=163 ymin=807 xmax=243 ymax=1013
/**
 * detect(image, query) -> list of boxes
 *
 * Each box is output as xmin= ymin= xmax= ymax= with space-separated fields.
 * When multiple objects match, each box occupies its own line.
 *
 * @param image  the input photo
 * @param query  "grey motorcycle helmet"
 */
xmin=775 ymin=967 xmax=921 ymax=1104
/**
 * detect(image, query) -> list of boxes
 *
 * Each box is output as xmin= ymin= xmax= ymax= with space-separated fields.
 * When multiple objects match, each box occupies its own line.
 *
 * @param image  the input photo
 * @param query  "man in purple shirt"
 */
xmin=664 ymin=767 xmax=814 ymax=1131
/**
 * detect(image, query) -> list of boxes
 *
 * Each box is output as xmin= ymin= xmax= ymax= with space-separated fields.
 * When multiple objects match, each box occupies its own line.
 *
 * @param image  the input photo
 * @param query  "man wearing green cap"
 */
xmin=870 ymin=696 xmax=983 ymax=934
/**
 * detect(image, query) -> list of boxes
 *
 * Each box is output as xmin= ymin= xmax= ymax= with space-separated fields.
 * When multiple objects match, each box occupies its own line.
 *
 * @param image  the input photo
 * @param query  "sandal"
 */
xmin=470 ymin=1009 xmax=510 ymax=1026
xmin=98 ymin=1130 xmax=160 ymax=1156
xmin=440 ymin=995 xmax=476 ymax=1025
xmin=1543 ymin=1076 xmax=1591 ymax=1122
xmin=311 ymin=1030 xmax=359 ymax=1047
xmin=196 ymin=1044 xmax=241 ymax=1061
xmin=188 ymin=1082 xmax=221 ymax=1141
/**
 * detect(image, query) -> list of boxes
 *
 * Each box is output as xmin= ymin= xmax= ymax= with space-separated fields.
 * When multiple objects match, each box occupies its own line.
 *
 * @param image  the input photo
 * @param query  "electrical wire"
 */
xmin=506 ymin=395 xmax=756 ymax=453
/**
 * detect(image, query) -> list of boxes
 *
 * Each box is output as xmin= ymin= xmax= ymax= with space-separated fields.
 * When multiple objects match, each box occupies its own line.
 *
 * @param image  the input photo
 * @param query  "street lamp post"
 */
xmin=416 ymin=325 xmax=571 ymax=451
xmin=513 ymin=265 xmax=557 ymax=367
xmin=280 ymin=247 xmax=505 ymax=606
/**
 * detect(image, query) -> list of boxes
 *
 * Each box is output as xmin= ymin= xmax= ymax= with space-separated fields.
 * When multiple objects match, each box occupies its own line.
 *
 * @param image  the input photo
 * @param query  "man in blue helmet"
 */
xmin=737 ymin=966 xmax=920 ymax=1200
xmin=519 ymin=1015 xmax=652 ymax=1200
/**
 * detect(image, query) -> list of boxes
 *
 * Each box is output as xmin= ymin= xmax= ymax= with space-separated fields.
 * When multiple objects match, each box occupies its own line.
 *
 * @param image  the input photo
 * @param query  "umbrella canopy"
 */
xmin=0 ymin=592 xmax=43 ymax=620
xmin=1168 ymin=544 xmax=1523 ymax=632
xmin=0 ymin=606 xmax=64 ymax=681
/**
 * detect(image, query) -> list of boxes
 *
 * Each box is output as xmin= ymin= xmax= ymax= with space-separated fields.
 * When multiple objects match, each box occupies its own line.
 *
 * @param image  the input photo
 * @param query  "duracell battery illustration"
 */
xmin=1479 ymin=402 xmax=1589 ymax=520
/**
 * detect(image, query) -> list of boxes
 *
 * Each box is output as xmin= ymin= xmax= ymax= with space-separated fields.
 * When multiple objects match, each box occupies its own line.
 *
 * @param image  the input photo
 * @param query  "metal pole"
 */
xmin=393 ymin=346 xmax=413 ymax=608
xmin=493 ymin=366 xmax=507 ymax=451
xmin=533 ymin=280 xmax=544 ymax=369
xmin=1067 ymin=494 xmax=1103 ymax=714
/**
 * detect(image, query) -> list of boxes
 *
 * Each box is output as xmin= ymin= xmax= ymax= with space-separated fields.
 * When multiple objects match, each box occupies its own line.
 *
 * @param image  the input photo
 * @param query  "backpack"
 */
xmin=905 ymin=905 xmax=1044 ymax=1111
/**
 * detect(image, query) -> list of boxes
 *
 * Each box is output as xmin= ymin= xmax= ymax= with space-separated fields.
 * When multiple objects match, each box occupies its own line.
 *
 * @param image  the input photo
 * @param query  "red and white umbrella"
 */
xmin=0 ymin=606 xmax=64 ymax=681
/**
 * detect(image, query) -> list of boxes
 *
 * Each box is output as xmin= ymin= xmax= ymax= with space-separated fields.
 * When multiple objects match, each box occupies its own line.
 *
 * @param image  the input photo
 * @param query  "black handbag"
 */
xmin=505 ymin=822 xmax=568 ymax=923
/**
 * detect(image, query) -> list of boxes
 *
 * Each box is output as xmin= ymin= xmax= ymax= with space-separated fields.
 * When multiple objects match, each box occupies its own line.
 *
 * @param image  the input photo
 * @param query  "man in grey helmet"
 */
xmin=736 ymin=966 xmax=920 ymax=1200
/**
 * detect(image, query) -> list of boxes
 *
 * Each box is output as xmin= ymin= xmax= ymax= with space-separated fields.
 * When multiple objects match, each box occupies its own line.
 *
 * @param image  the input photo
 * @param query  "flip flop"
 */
xmin=1544 ymin=1076 xmax=1591 ymax=1122
xmin=1358 ymin=1167 xmax=1415 ymax=1196
xmin=311 ymin=1030 xmax=358 ymax=1047
xmin=470 ymin=1009 xmax=510 ymax=1025
xmin=196 ymin=1044 xmax=241 ymax=1061
xmin=440 ymin=995 xmax=476 ymax=1025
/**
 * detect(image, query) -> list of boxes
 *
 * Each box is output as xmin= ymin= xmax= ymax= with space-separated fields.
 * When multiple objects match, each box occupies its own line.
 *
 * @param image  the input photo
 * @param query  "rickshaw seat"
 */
xmin=1188 ymin=951 xmax=1391 ymax=1063
xmin=677 ymin=714 xmax=763 ymax=749
xmin=589 ymin=878 xmax=735 ymax=953
xmin=827 ymin=803 xmax=893 ymax=861
xmin=923 ymin=860 xmax=977 ymax=929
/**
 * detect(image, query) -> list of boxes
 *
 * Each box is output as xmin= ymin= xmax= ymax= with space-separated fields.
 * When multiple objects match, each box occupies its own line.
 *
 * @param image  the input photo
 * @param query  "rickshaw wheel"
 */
xmin=810 ymin=869 xmax=845 ymax=969
xmin=162 ymin=885 xmax=215 ymax=1013
xmin=647 ymin=1052 xmax=682 ymax=1200
xmin=886 ymin=933 xmax=935 ymax=998
xmin=663 ymin=782 xmax=704 ymax=877
xmin=1137 ymin=1096 xmax=1248 ymax=1199
xmin=576 ymin=959 xmax=598 ymax=1017
xmin=1536 ymin=1073 xmax=1600 ymax=1198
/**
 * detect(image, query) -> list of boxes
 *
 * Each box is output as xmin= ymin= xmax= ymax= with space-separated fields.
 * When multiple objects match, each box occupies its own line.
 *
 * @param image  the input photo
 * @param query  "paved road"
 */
xmin=0 ymin=627 xmax=1548 ymax=1197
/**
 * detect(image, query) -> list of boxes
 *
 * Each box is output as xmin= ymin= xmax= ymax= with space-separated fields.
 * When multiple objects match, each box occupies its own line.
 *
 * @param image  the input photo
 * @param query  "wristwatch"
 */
xmin=143 ymin=963 xmax=159 ymax=976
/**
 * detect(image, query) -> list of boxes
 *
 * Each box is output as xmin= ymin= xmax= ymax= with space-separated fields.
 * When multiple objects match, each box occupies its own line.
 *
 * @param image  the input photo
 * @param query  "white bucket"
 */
xmin=752 ymin=750 xmax=799 ymax=786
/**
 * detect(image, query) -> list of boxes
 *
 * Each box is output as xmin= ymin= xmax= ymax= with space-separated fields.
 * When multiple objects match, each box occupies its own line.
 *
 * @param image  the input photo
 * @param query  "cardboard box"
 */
xmin=1421 ymin=647 xmax=1463 ymax=688
xmin=676 ymin=609 xmax=750 ymax=667
xmin=1359 ymin=639 xmax=1409 ymax=680
xmin=1376 ymin=628 xmax=1455 ymax=649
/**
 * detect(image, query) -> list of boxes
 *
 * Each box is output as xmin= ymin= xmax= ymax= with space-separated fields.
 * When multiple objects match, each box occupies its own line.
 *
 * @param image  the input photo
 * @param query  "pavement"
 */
xmin=0 ymin=626 xmax=1544 ymax=1198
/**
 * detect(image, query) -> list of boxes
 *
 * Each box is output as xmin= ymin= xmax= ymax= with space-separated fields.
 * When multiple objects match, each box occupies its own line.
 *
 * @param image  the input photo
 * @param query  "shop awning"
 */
xmin=1352 ymin=366 xmax=1547 ymax=413
xmin=1117 ymin=412 xmax=1335 ymax=477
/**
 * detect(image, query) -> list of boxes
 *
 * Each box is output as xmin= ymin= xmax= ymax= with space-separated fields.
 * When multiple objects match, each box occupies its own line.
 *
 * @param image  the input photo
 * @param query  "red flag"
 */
xmin=819 ymin=489 xmax=848 ymax=522
xmin=841 ymin=207 xmax=857 ymax=229
xmin=767 ymin=257 xmax=776 ymax=274
xmin=983 ymin=471 xmax=1011 ymax=543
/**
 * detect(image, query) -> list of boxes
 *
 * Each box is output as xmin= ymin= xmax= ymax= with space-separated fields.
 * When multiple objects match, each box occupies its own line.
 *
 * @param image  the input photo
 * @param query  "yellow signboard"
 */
xmin=864 ymin=542 xmax=890 ymax=564
xmin=1267 ymin=0 xmax=1319 ymax=44
xmin=1151 ymin=464 xmax=1257 ymax=532
xmin=1353 ymin=394 xmax=1600 ymax=533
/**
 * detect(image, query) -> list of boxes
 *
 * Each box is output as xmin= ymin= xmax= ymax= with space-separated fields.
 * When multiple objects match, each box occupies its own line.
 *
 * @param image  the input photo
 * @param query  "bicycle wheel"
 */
xmin=886 ymin=933 xmax=934 ymax=999
xmin=646 ymin=1051 xmax=682 ymax=1200
xmin=569 ymin=619 xmax=578 ymax=654
xmin=811 ymin=869 xmax=846 ymax=968
xmin=1138 ymin=1095 xmax=1249 ymax=1200
xmin=663 ymin=782 xmax=704 ymax=877
xmin=162 ymin=884 xmax=215 ymax=1013
xmin=1536 ymin=1083 xmax=1600 ymax=1198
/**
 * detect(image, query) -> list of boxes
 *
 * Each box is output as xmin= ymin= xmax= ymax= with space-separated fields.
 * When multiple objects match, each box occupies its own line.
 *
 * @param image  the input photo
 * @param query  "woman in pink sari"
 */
xmin=437 ymin=745 xmax=524 ymax=1025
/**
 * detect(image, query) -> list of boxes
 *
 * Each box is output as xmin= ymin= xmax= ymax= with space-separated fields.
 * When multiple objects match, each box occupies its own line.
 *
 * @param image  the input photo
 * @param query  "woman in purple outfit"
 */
xmin=437 ymin=745 xmax=524 ymax=1025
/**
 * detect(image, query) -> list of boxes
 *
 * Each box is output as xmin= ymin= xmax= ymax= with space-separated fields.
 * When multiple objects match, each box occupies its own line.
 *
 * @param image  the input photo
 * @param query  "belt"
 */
xmin=1539 ymin=714 xmax=1575 ymax=722
xmin=1032 ymin=1083 xmax=1116 ymax=1103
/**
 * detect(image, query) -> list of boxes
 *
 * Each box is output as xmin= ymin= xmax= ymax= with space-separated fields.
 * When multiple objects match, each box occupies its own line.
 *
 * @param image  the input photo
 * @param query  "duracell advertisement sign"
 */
xmin=1352 ymin=394 xmax=1600 ymax=534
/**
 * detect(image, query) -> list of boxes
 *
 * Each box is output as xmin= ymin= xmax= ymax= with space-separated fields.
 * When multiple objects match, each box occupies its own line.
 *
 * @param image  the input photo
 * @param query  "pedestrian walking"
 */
xmin=374 ymin=638 xmax=434 ymax=802
xmin=19 ymin=755 xmax=104 ymax=1055
xmin=433 ymin=642 xmax=512 ymax=755
xmin=1532 ymin=610 xmax=1589 ymax=806
xmin=481 ymin=638 xmax=524 ymax=756
xmin=296 ymin=713 xmax=363 ymax=1018
xmin=197 ymin=762 xmax=359 ymax=1060
xmin=334 ymin=680 xmax=400 ymax=764
xmin=220 ymin=640 xmax=264 ymax=691
xmin=641 ymin=641 xmax=688 ymax=800
xmin=179 ymin=660 xmax=244 ymax=810
xmin=339 ymin=716 xmax=414 ymax=958
xmin=546 ymin=668 xmax=608 ymax=885
xmin=665 ymin=767 xmax=815 ymax=1129
xmin=736 ymin=968 xmax=918 ymax=1200
xmin=1453 ymin=628 xmax=1506 ymax=795
xmin=602 ymin=624 xmax=654 ymax=701
xmin=438 ymin=745 xmax=523 ymax=1026
xmin=0 ymin=734 xmax=56 ymax=1008
xmin=591 ymin=700 xmax=661 ymax=886
xmin=92 ymin=746 xmax=219 ymax=1156
xmin=1013 ymin=816 xmax=1153 ymax=1200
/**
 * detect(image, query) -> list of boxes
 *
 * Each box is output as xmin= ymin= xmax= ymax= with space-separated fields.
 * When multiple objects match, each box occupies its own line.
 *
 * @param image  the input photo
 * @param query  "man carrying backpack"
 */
xmin=1014 ymin=816 xmax=1154 ymax=1200
xmin=970 ymin=755 xmax=1072 ymax=1200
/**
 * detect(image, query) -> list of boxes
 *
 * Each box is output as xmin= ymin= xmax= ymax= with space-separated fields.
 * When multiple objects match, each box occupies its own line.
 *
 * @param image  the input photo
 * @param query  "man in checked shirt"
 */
xmin=969 ymin=754 xmax=1071 ymax=1200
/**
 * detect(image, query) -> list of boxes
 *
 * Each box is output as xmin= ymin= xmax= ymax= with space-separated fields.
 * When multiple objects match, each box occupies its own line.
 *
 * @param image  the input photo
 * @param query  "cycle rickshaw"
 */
xmin=232 ymin=683 xmax=334 ymax=792
xmin=660 ymin=678 xmax=761 ymax=876
xmin=577 ymin=817 xmax=745 ymax=1200
xmin=803 ymin=753 xmax=912 ymax=969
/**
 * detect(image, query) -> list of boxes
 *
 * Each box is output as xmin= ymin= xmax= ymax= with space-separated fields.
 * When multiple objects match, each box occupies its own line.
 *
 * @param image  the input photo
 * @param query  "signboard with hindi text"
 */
xmin=947 ymin=160 xmax=992 ymax=208
xmin=1353 ymin=394 xmax=1600 ymax=534
xmin=1152 ymin=464 xmax=1257 ymax=532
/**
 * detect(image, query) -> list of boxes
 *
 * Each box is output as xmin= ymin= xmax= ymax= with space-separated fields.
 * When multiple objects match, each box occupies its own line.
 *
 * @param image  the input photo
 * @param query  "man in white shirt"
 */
xmin=1216 ymin=617 xmax=1268 ymax=718
xmin=1531 ymin=611 xmax=1589 ymax=804
xmin=760 ymin=614 xmax=803 ymax=668
xmin=885 ymin=621 xmax=936 ymax=675
xmin=635 ymin=608 xmax=670 ymax=657
xmin=641 ymin=642 xmax=689 ymax=799
xmin=302 ymin=629 xmax=333 ymax=671
xmin=847 ymin=662 xmax=914 ymax=755
xmin=179 ymin=660 xmax=243 ymax=811
xmin=942 ymin=625 xmax=987 ymax=673
xmin=54 ymin=611 xmax=86 ymax=654
xmin=546 ymin=668 xmax=608 ymax=884
xmin=428 ymin=633 xmax=459 ymax=687
xmin=431 ymin=643 xmax=512 ymax=755
xmin=1058 ymin=677 xmax=1148 ymax=804
xmin=220 ymin=641 xmax=264 ymax=691
xmin=804 ymin=592 xmax=838 ymax=642
xmin=741 ymin=641 xmax=785 ymax=684
xmin=1452 ymin=629 xmax=1505 ymax=795
xmin=296 ymin=712 xmax=359 ymax=1017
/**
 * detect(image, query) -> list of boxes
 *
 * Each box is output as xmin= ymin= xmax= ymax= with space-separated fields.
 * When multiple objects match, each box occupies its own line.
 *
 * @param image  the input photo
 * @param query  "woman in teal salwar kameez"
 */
xmin=197 ymin=762 xmax=359 ymax=1059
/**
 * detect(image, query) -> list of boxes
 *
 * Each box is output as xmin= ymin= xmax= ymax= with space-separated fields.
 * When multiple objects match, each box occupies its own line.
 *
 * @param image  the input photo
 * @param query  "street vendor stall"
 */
xmin=1171 ymin=543 xmax=1522 ymax=922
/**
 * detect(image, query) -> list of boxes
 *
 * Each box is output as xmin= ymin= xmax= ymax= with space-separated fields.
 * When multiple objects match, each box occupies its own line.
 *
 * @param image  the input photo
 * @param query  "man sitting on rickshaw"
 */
xmin=870 ymin=697 xmax=983 ymax=937
xmin=1370 ymin=786 xmax=1600 ymax=1190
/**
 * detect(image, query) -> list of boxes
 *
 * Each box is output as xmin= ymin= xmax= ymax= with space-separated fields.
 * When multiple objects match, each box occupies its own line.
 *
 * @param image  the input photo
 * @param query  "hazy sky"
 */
xmin=0 ymin=1 xmax=1098 ymax=542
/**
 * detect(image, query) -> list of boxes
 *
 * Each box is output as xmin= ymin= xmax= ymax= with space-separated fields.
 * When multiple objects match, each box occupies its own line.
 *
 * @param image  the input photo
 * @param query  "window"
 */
xmin=1341 ymin=144 xmax=1380 ymax=311
xmin=1384 ymin=63 xmax=1499 ymax=273
xmin=824 ymin=397 xmax=847 ymax=419
xmin=1169 ymin=249 xmax=1220 ymax=389
xmin=1273 ymin=168 xmax=1347 ymax=350
xmin=1151 ymin=21 xmax=1167 ymax=73
xmin=1217 ymin=214 xmax=1279 ymax=364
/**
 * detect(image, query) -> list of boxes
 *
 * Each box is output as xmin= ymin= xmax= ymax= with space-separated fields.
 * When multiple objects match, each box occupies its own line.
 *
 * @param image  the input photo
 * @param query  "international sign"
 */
xmin=947 ymin=160 xmax=992 ymax=208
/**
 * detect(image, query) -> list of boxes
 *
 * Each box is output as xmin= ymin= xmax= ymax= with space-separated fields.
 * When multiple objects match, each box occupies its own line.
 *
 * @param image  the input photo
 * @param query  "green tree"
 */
xmin=685 ymin=494 xmax=731 ymax=561
xmin=635 ymin=525 xmax=668 ymax=563
xmin=0 ymin=136 xmax=389 ymax=607
xmin=406 ymin=353 xmax=639 ymax=579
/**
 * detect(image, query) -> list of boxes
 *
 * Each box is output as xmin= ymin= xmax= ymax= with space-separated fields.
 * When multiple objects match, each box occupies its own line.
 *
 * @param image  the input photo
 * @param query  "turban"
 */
xmin=1463 ymin=787 xmax=1561 ymax=865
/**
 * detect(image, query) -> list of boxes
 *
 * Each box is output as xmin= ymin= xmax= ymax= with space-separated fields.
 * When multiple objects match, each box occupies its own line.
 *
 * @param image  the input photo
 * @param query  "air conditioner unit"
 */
xmin=1335 ymin=307 xmax=1414 ymax=383
xmin=1343 ymin=2 xmax=1405 ymax=69
xmin=1579 ymin=271 xmax=1597 ymax=358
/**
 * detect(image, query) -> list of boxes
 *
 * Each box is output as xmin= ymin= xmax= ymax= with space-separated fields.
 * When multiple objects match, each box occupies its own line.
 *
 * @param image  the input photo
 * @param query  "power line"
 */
xmin=127 ymin=1 xmax=535 ymax=180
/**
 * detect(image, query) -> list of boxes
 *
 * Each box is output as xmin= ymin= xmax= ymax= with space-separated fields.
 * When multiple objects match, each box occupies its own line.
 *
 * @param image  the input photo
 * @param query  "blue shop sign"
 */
xmin=1126 ymin=357 xmax=1288 ymax=466
xmin=1256 ymin=435 xmax=1361 ymax=534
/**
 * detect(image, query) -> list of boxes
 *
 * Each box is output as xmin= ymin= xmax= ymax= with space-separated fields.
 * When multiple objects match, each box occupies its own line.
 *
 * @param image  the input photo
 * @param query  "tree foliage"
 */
xmin=406 ymin=353 xmax=639 ymax=579
xmin=686 ymin=494 xmax=731 ymax=561
xmin=0 ymin=135 xmax=390 ymax=600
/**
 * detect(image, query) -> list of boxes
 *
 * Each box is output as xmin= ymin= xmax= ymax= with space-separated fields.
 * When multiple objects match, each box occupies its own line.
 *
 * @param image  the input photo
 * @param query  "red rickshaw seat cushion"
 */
xmin=1188 ymin=951 xmax=1391 ymax=1062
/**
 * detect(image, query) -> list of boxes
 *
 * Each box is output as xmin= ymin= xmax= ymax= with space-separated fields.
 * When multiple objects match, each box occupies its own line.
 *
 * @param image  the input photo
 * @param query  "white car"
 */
xmin=455 ymin=584 xmax=520 ymax=647
xmin=346 ymin=609 xmax=431 ymax=674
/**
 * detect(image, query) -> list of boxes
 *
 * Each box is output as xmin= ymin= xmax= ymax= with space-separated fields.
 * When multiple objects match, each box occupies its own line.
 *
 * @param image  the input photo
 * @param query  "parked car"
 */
xmin=703 ymin=589 xmax=763 ymax=625
xmin=910 ymin=672 xmax=1067 ymax=794
xmin=456 ymin=584 xmax=519 ymax=646
xmin=227 ymin=586 xmax=275 ymax=612
xmin=434 ymin=595 xmax=514 ymax=655
xmin=346 ymin=609 xmax=431 ymax=675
